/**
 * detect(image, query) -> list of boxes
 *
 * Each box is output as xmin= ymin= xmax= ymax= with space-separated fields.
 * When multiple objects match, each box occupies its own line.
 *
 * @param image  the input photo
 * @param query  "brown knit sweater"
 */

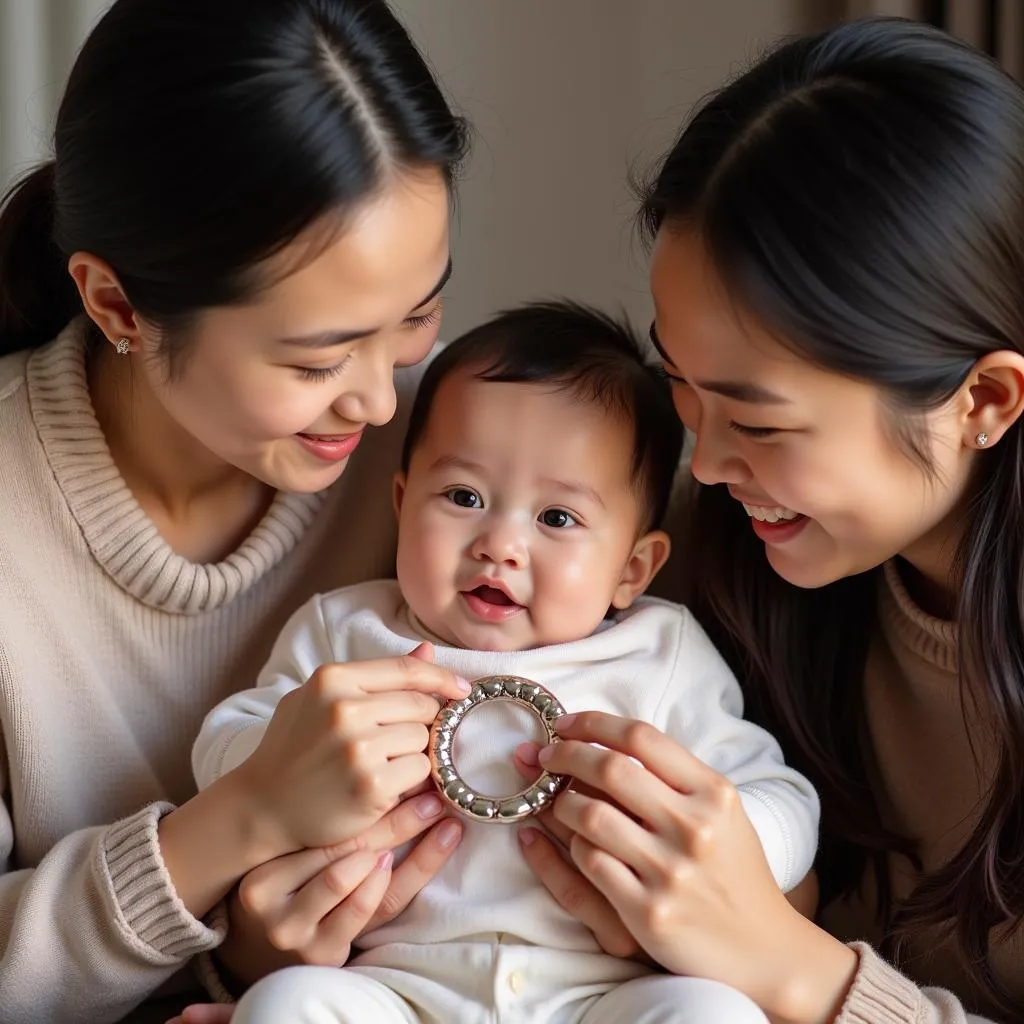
xmin=823 ymin=562 xmax=1019 ymax=1023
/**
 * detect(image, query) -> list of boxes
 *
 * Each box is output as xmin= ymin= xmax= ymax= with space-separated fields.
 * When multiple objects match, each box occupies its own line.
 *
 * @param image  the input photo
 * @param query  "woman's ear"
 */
xmin=67 ymin=251 xmax=138 ymax=346
xmin=611 ymin=530 xmax=671 ymax=610
xmin=392 ymin=471 xmax=407 ymax=522
xmin=961 ymin=351 xmax=1024 ymax=449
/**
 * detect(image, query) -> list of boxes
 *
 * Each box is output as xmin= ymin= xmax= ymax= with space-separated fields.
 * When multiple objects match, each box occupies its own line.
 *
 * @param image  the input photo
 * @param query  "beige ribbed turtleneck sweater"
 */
xmin=824 ymin=562 xmax=1021 ymax=1023
xmin=0 ymin=321 xmax=420 ymax=1023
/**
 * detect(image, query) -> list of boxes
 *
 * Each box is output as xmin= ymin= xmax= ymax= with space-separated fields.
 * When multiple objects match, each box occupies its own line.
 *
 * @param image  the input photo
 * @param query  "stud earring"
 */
xmin=976 ymin=431 xmax=989 ymax=447
xmin=115 ymin=338 xmax=131 ymax=356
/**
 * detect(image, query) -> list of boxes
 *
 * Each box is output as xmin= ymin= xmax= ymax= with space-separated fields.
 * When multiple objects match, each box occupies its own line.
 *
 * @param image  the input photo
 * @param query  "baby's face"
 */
xmin=394 ymin=368 xmax=655 ymax=651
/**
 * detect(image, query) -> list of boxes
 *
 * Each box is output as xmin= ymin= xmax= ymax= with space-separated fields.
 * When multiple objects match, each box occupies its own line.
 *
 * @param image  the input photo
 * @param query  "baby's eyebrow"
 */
xmin=429 ymin=454 xmax=486 ymax=475
xmin=539 ymin=477 xmax=605 ymax=509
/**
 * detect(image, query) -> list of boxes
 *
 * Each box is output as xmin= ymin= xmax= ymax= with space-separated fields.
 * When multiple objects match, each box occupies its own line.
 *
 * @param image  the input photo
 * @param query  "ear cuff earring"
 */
xmin=115 ymin=338 xmax=131 ymax=356
xmin=976 ymin=432 xmax=989 ymax=447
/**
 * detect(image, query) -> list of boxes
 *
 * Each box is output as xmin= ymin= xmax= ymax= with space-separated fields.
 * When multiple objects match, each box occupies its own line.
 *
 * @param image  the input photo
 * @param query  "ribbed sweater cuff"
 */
xmin=837 ymin=943 xmax=922 ymax=1024
xmin=194 ymin=901 xmax=238 ymax=1004
xmin=100 ymin=802 xmax=226 ymax=962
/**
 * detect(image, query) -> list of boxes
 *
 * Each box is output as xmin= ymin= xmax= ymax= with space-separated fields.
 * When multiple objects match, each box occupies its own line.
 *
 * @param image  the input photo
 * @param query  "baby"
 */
xmin=193 ymin=301 xmax=819 ymax=1024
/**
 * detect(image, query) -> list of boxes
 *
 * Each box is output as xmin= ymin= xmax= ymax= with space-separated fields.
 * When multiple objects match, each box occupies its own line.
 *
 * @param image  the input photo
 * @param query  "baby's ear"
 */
xmin=611 ymin=530 xmax=671 ymax=610
xmin=392 ymin=471 xmax=407 ymax=521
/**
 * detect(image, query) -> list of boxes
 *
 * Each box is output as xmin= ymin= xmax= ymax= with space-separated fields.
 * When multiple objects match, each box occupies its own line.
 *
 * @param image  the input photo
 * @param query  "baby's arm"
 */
xmin=658 ymin=608 xmax=821 ymax=894
xmin=192 ymin=594 xmax=335 ymax=789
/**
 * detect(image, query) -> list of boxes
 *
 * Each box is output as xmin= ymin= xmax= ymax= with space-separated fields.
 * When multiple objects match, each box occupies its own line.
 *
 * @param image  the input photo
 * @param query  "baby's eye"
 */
xmin=445 ymin=488 xmax=482 ymax=509
xmin=539 ymin=508 xmax=577 ymax=529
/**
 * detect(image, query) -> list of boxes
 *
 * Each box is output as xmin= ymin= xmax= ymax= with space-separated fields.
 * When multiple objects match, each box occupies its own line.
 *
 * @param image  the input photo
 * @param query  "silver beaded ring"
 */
xmin=429 ymin=675 xmax=569 ymax=823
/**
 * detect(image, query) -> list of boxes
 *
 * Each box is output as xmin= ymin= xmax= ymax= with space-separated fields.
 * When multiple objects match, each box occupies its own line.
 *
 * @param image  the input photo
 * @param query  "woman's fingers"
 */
xmin=362 ymin=691 xmax=445 ymax=727
xmin=517 ymin=828 xmax=641 ymax=960
xmin=267 ymin=850 xmax=383 ymax=950
xmin=537 ymin=807 xmax=576 ymax=850
xmin=551 ymin=713 xmax=716 ymax=793
xmin=551 ymin=790 xmax=664 ymax=882
xmin=539 ymin=734 xmax=682 ymax=833
xmin=354 ymin=791 xmax=448 ymax=852
xmin=363 ymin=817 xmax=464 ymax=932
xmin=513 ymin=743 xmax=576 ymax=848
xmin=313 ymin=651 xmax=470 ymax=701
xmin=370 ymin=721 xmax=431 ymax=758
xmin=374 ymin=752 xmax=433 ymax=804
xmin=513 ymin=741 xmax=542 ymax=781
xmin=566 ymin=832 xmax=648 ymax=919
xmin=238 ymin=847 xmax=340 ymax=916
xmin=298 ymin=855 xmax=394 ymax=965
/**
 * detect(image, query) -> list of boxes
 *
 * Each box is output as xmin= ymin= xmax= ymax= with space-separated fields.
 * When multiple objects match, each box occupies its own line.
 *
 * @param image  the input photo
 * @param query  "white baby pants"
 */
xmin=231 ymin=942 xmax=769 ymax=1024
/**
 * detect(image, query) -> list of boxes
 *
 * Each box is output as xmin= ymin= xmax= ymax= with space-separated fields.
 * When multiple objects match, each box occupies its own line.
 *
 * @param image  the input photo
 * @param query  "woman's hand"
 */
xmin=223 ymin=791 xmax=462 ymax=979
xmin=521 ymin=712 xmax=857 ymax=1023
xmin=235 ymin=643 xmax=470 ymax=854
xmin=166 ymin=792 xmax=464 ymax=1024
xmin=513 ymin=744 xmax=643 ymax=961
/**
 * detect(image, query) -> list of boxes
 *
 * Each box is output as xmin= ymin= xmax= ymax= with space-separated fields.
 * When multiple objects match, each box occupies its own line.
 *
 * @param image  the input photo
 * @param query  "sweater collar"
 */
xmin=27 ymin=319 xmax=326 ymax=614
xmin=880 ymin=559 xmax=958 ymax=674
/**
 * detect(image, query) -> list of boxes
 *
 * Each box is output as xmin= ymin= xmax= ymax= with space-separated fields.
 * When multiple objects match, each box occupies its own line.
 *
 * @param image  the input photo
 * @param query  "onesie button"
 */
xmin=507 ymin=970 xmax=524 ymax=994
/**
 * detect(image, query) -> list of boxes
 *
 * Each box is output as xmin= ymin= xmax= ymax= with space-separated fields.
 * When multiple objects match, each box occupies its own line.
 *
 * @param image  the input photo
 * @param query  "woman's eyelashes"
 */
xmin=296 ymin=303 xmax=443 ymax=381
xmin=654 ymin=365 xmax=687 ymax=386
xmin=406 ymin=303 xmax=443 ymax=330
xmin=728 ymin=421 xmax=780 ymax=439
xmin=299 ymin=354 xmax=353 ymax=382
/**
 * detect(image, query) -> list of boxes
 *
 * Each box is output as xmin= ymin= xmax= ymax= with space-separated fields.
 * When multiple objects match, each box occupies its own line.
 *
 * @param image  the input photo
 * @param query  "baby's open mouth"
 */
xmin=468 ymin=585 xmax=519 ymax=607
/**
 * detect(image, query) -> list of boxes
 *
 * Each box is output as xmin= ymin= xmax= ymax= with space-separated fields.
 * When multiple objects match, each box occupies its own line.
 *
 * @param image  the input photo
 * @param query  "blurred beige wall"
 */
xmin=0 ymin=1 xmax=836 ymax=335
xmin=390 ymin=0 xmax=837 ymax=334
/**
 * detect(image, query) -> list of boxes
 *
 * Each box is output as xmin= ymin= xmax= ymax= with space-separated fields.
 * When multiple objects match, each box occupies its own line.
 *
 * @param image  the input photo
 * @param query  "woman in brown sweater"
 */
xmin=515 ymin=17 xmax=1024 ymax=1024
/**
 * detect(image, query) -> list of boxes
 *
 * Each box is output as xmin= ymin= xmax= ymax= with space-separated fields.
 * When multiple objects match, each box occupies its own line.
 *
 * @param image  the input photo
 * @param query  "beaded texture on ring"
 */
xmin=429 ymin=675 xmax=569 ymax=822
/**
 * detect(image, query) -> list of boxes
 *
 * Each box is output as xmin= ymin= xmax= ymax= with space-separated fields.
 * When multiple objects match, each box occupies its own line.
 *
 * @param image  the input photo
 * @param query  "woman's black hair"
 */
xmin=0 ymin=0 xmax=468 ymax=359
xmin=641 ymin=17 xmax=1024 ymax=1015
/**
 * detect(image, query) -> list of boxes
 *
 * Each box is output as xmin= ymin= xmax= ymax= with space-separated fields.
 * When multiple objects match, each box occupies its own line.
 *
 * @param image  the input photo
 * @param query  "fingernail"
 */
xmin=437 ymin=819 xmax=462 ymax=848
xmin=519 ymin=828 xmax=537 ymax=847
xmin=515 ymin=742 xmax=539 ymax=767
xmin=456 ymin=676 xmax=472 ymax=693
xmin=556 ymin=713 xmax=576 ymax=731
xmin=416 ymin=794 xmax=443 ymax=819
xmin=537 ymin=745 xmax=554 ymax=764
xmin=377 ymin=851 xmax=394 ymax=871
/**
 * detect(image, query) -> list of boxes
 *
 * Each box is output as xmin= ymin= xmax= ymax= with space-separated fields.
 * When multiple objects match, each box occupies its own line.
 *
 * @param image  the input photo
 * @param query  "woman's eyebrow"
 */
xmin=280 ymin=257 xmax=453 ymax=349
xmin=649 ymin=322 xmax=790 ymax=404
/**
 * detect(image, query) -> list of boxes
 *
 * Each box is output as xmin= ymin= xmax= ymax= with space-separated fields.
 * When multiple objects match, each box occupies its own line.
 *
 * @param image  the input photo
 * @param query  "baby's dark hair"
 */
xmin=401 ymin=300 xmax=685 ymax=531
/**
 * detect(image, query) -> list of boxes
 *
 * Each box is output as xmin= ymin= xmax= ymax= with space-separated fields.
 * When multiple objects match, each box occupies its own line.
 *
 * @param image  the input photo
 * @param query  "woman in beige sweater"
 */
xmin=0 ymin=1 xmax=475 ymax=1021
xmin=515 ymin=17 xmax=1024 ymax=1024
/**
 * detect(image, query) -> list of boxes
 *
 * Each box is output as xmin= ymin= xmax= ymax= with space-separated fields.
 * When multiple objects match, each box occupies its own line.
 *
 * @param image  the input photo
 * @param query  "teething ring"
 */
xmin=429 ymin=675 xmax=569 ymax=823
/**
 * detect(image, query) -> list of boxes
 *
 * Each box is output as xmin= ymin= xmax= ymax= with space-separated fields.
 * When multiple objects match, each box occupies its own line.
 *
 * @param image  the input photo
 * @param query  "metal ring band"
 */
xmin=429 ymin=675 xmax=569 ymax=823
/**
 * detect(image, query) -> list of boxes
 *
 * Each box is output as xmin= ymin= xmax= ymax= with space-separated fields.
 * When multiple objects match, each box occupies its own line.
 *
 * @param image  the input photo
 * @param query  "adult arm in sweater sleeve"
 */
xmin=833 ymin=943 xmax=997 ymax=1024
xmin=0 ymin=727 xmax=223 ymax=1024
xmin=658 ymin=619 xmax=1000 ymax=1023
xmin=192 ymin=593 xmax=336 ymax=789
xmin=659 ymin=608 xmax=820 ymax=893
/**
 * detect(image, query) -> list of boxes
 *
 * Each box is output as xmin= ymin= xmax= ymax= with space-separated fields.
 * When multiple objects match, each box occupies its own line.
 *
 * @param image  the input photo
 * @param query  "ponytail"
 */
xmin=0 ymin=0 xmax=468 ymax=366
xmin=0 ymin=163 xmax=81 ymax=356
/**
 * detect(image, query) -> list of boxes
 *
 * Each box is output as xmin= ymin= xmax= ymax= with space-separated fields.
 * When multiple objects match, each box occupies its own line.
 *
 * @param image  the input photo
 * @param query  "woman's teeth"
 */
xmin=742 ymin=504 xmax=801 ymax=523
